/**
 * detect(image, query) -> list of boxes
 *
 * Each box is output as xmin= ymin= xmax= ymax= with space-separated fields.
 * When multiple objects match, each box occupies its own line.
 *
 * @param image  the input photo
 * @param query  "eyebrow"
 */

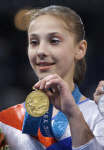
xmin=29 ymin=32 xmax=62 ymax=38
xmin=29 ymin=34 xmax=38 ymax=38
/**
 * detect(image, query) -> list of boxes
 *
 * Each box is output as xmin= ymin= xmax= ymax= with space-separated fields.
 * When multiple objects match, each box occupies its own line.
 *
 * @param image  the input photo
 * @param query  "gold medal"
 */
xmin=25 ymin=90 xmax=49 ymax=117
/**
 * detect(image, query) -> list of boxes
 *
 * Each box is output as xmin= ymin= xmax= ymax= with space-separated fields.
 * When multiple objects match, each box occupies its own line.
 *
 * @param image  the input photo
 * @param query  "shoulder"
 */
xmin=79 ymin=99 xmax=104 ymax=128
xmin=79 ymin=98 xmax=98 ymax=113
xmin=0 ymin=103 xmax=25 ymax=130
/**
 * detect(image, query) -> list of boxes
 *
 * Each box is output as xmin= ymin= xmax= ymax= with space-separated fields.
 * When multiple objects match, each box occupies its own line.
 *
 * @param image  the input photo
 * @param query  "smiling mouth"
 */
xmin=36 ymin=62 xmax=55 ymax=71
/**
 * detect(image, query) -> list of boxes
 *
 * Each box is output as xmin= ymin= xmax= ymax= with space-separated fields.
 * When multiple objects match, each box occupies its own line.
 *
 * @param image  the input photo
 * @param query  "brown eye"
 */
xmin=30 ymin=39 xmax=39 ymax=46
xmin=50 ymin=37 xmax=61 ymax=45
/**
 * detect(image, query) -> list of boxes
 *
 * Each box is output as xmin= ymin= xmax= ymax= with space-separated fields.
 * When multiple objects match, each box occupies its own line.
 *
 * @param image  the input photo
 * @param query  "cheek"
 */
xmin=28 ymin=49 xmax=36 ymax=66
xmin=59 ymin=49 xmax=75 ymax=70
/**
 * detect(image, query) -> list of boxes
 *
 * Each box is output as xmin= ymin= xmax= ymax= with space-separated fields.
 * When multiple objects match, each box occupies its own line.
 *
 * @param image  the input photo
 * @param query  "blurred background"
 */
xmin=0 ymin=0 xmax=104 ymax=111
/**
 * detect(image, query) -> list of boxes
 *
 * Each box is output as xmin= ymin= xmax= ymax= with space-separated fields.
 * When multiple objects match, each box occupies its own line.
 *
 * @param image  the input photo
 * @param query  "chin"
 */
xmin=37 ymin=71 xmax=56 ymax=79
xmin=37 ymin=72 xmax=51 ymax=80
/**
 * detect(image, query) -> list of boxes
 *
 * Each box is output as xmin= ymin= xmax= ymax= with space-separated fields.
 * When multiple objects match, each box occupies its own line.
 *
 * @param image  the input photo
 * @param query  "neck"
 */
xmin=63 ymin=73 xmax=75 ymax=92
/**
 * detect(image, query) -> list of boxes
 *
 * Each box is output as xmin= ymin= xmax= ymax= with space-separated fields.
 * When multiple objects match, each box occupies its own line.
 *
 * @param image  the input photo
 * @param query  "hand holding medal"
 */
xmin=26 ymin=74 xmax=76 ymax=117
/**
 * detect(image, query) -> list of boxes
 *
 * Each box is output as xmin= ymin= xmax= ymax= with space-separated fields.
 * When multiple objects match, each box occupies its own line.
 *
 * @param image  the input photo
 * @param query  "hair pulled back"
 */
xmin=27 ymin=5 xmax=86 ymax=85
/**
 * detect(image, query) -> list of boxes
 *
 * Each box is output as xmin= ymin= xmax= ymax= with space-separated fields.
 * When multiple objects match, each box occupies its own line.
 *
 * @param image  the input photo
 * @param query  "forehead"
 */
xmin=28 ymin=14 xmax=69 ymax=34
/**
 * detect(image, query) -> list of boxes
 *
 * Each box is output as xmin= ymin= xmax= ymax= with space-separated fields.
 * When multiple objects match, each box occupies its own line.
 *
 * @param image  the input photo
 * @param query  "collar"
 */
xmin=72 ymin=84 xmax=82 ymax=104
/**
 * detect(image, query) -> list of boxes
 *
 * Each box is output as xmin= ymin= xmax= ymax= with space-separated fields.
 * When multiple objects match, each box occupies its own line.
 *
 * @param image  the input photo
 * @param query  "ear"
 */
xmin=75 ymin=40 xmax=87 ymax=60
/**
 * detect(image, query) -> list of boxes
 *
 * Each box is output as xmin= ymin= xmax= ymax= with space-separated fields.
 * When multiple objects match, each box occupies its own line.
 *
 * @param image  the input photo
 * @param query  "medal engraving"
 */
xmin=25 ymin=90 xmax=49 ymax=117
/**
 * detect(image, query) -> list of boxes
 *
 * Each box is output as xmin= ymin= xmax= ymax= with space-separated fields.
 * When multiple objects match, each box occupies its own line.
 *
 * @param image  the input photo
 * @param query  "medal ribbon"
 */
xmin=22 ymin=103 xmax=54 ymax=137
xmin=22 ymin=106 xmax=42 ymax=136
xmin=40 ymin=104 xmax=54 ymax=137
xmin=22 ymin=85 xmax=87 ymax=138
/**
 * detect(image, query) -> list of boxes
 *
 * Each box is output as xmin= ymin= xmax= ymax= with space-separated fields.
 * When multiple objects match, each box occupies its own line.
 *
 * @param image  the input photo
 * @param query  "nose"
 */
xmin=36 ymin=41 xmax=49 ymax=59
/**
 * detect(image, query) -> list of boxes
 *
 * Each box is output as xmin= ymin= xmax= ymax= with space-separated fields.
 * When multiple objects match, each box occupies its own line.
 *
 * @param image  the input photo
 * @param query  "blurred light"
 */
xmin=14 ymin=9 xmax=30 ymax=31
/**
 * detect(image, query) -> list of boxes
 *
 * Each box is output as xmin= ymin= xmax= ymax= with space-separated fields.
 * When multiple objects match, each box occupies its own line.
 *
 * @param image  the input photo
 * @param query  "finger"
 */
xmin=98 ymin=80 xmax=104 ymax=86
xmin=46 ymin=89 xmax=61 ymax=109
xmin=39 ymin=79 xmax=46 ymax=90
xmin=44 ymin=74 xmax=60 ymax=82
xmin=95 ymin=86 xmax=104 ymax=95
xmin=45 ymin=78 xmax=62 ymax=91
xmin=34 ymin=80 xmax=42 ymax=89
xmin=34 ymin=74 xmax=59 ymax=89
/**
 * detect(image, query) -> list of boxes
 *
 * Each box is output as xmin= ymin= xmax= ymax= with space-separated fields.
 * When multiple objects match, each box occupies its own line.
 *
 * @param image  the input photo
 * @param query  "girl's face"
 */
xmin=28 ymin=15 xmax=84 ymax=80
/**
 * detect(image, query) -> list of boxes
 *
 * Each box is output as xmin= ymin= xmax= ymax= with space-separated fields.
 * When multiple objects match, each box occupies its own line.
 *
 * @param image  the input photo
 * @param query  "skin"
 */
xmin=28 ymin=14 xmax=94 ymax=147
xmin=93 ymin=81 xmax=104 ymax=104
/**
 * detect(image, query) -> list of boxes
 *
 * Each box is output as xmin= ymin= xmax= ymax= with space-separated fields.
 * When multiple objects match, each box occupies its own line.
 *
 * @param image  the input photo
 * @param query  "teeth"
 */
xmin=38 ymin=63 xmax=52 ymax=66
xmin=37 ymin=62 xmax=55 ymax=66
xmin=39 ymin=64 xmax=50 ymax=66
xmin=39 ymin=64 xmax=46 ymax=66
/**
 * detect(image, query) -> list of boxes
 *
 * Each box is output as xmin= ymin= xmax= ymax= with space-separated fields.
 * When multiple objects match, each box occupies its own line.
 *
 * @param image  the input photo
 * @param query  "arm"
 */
xmin=67 ymin=106 xmax=94 ymax=147
xmin=72 ymin=138 xmax=104 ymax=150
xmin=34 ymin=74 xmax=94 ymax=147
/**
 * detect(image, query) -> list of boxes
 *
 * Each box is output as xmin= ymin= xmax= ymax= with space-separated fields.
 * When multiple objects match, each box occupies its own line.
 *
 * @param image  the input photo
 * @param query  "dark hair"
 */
xmin=27 ymin=5 xmax=86 ymax=85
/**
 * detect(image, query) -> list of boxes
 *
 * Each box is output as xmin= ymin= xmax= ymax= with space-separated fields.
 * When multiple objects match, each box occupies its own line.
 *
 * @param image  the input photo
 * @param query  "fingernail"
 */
xmin=32 ymin=86 xmax=35 ymax=90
